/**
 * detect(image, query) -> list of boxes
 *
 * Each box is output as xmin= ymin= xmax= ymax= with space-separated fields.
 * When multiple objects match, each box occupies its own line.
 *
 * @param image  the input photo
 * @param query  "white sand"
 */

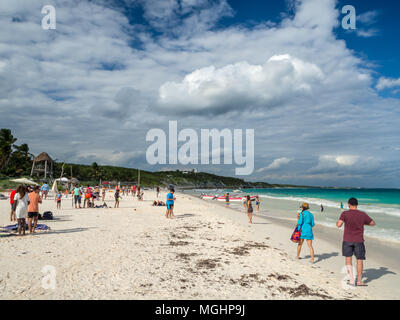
xmin=0 ymin=189 xmax=397 ymax=300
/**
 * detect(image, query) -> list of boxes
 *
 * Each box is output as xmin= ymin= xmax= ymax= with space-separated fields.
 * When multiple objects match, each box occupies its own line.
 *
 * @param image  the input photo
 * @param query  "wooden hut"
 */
xmin=30 ymin=152 xmax=53 ymax=180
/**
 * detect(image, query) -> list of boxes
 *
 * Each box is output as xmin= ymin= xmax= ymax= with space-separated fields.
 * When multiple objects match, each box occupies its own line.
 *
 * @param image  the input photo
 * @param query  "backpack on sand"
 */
xmin=42 ymin=211 xmax=53 ymax=220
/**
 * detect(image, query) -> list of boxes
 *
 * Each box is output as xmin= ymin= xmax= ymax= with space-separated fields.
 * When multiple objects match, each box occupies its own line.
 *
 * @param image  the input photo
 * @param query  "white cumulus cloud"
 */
xmin=158 ymin=54 xmax=324 ymax=114
xmin=257 ymin=157 xmax=292 ymax=172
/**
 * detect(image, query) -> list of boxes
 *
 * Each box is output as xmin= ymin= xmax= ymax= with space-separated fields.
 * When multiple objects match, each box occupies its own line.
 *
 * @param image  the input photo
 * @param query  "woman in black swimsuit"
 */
xmin=246 ymin=195 xmax=253 ymax=224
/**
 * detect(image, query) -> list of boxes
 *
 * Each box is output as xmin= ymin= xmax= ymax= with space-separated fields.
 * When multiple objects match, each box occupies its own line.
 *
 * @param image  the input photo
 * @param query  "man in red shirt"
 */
xmin=9 ymin=189 xmax=17 ymax=222
xmin=337 ymin=198 xmax=375 ymax=287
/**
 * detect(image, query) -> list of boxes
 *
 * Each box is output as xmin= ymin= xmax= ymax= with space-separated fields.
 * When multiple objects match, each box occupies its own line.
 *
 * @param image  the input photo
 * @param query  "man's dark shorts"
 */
xmin=74 ymin=195 xmax=79 ymax=204
xmin=342 ymin=241 xmax=366 ymax=260
xmin=28 ymin=212 xmax=38 ymax=219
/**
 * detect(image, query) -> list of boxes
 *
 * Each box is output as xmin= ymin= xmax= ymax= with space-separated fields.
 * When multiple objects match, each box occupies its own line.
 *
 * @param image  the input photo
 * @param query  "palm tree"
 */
xmin=0 ymin=129 xmax=17 ymax=173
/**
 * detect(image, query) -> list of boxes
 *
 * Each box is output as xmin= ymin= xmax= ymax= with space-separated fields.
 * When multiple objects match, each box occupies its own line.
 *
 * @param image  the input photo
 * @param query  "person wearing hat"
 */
xmin=296 ymin=202 xmax=315 ymax=263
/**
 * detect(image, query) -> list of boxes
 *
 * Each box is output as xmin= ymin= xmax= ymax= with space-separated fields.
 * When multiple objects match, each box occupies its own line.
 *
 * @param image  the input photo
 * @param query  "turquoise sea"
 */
xmin=191 ymin=188 xmax=400 ymax=243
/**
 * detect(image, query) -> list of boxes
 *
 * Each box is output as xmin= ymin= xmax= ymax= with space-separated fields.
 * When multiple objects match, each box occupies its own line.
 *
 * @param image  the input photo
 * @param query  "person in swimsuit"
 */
xmin=246 ymin=195 xmax=253 ymax=224
xmin=55 ymin=190 xmax=62 ymax=209
xmin=255 ymin=196 xmax=261 ymax=211
xmin=114 ymin=188 xmax=120 ymax=208
xmin=225 ymin=193 xmax=230 ymax=206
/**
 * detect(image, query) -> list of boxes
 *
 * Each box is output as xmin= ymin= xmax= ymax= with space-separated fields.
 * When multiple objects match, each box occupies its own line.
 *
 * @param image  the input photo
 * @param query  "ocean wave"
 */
xmin=258 ymin=194 xmax=400 ymax=218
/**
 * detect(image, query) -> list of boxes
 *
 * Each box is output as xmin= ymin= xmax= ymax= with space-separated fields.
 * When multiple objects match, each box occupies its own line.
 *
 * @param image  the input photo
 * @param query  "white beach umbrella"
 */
xmin=10 ymin=178 xmax=39 ymax=185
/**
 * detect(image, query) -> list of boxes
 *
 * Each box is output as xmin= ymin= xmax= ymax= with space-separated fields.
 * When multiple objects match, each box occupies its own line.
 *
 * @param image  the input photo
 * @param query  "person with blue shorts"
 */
xmin=165 ymin=188 xmax=175 ymax=219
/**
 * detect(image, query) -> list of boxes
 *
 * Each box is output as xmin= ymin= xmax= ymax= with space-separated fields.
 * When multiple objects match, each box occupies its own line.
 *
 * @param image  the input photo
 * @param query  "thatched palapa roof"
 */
xmin=33 ymin=152 xmax=53 ymax=162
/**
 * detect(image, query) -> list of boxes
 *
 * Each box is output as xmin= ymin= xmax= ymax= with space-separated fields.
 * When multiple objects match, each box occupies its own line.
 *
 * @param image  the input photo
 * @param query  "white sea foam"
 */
xmin=258 ymin=194 xmax=400 ymax=218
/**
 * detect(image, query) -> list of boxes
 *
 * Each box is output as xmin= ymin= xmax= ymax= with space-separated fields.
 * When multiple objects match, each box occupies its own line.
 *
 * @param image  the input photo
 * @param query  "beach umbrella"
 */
xmin=10 ymin=178 xmax=39 ymax=185
xmin=56 ymin=177 xmax=69 ymax=182
xmin=51 ymin=180 xmax=58 ymax=193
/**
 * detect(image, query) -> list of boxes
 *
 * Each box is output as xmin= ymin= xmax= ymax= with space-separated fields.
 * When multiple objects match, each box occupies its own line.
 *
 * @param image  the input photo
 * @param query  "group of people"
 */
xmin=9 ymin=185 xmax=42 ymax=236
xmin=294 ymin=198 xmax=375 ymax=287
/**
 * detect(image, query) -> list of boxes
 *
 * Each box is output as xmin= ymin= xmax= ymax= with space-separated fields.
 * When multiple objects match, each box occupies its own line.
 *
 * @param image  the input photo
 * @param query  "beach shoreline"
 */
xmin=0 ymin=190 xmax=398 ymax=300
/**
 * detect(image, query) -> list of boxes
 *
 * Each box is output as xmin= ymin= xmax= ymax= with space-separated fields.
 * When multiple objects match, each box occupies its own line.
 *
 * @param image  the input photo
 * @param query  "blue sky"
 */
xmin=0 ymin=0 xmax=400 ymax=188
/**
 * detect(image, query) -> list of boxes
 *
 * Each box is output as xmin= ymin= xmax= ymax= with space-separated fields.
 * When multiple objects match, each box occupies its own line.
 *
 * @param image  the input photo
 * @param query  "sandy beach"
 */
xmin=0 ymin=190 xmax=398 ymax=300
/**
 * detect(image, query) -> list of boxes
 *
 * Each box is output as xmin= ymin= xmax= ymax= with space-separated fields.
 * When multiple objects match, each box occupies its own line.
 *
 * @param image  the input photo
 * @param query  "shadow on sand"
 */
xmin=363 ymin=267 xmax=397 ymax=284
xmin=303 ymin=252 xmax=339 ymax=263
xmin=40 ymin=227 xmax=96 ymax=235
xmin=175 ymin=213 xmax=196 ymax=219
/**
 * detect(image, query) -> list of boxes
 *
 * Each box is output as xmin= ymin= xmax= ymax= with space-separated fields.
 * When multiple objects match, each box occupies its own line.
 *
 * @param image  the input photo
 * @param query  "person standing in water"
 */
xmin=246 ymin=195 xmax=253 ymax=224
xmin=255 ymin=196 xmax=261 ymax=211
xmin=321 ymin=204 xmax=324 ymax=212
xmin=336 ymin=198 xmax=375 ymax=287
xmin=296 ymin=202 xmax=315 ymax=263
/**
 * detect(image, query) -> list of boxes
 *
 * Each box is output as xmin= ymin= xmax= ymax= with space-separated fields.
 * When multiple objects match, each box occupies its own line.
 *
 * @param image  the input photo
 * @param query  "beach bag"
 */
xmin=290 ymin=226 xmax=302 ymax=243
xmin=43 ymin=211 xmax=53 ymax=220
xmin=290 ymin=212 xmax=303 ymax=243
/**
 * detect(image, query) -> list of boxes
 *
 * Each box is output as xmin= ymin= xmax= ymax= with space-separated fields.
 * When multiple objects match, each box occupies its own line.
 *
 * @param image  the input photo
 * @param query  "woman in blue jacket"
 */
xmin=296 ymin=202 xmax=315 ymax=263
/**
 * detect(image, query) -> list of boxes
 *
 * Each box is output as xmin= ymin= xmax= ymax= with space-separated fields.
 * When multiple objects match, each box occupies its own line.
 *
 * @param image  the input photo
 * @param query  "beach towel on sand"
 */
xmin=1 ymin=224 xmax=50 ymax=231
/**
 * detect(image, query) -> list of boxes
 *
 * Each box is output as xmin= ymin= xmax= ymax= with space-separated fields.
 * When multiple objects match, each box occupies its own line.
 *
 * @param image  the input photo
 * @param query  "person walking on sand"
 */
xmin=225 ymin=193 xmax=230 ymax=206
xmin=73 ymin=185 xmax=81 ymax=209
xmin=296 ymin=202 xmax=315 ymax=263
xmin=40 ymin=183 xmax=50 ymax=200
xmin=102 ymin=186 xmax=106 ymax=202
xmin=336 ymin=198 xmax=375 ymax=287
xmin=246 ymin=195 xmax=253 ymax=224
xmin=156 ymin=186 xmax=160 ymax=198
xmin=55 ymin=190 xmax=62 ymax=209
xmin=28 ymin=186 xmax=42 ymax=234
xmin=165 ymin=188 xmax=175 ymax=219
xmin=9 ymin=188 xmax=17 ymax=222
xmin=13 ymin=185 xmax=30 ymax=236
xmin=114 ymin=188 xmax=120 ymax=208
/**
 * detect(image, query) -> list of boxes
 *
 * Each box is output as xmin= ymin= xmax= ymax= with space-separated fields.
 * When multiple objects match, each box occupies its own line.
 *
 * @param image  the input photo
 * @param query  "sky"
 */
xmin=0 ymin=0 xmax=400 ymax=188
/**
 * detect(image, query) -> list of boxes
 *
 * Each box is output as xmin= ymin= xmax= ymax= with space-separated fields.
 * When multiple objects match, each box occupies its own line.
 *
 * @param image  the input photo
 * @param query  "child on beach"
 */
xmin=165 ymin=188 xmax=175 ymax=219
xmin=56 ymin=190 xmax=62 ymax=209
xmin=13 ymin=185 xmax=30 ymax=236
xmin=296 ymin=202 xmax=315 ymax=263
